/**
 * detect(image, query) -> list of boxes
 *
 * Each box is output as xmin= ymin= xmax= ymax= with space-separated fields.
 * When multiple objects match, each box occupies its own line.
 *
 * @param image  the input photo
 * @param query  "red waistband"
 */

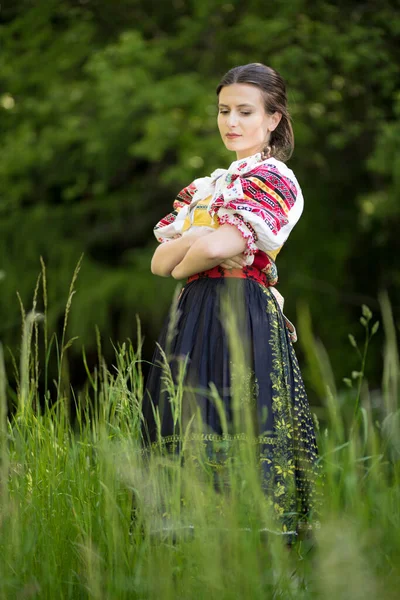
xmin=187 ymin=265 xmax=270 ymax=287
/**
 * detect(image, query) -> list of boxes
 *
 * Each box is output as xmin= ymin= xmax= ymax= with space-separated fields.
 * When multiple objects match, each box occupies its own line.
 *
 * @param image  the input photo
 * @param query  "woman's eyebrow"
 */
xmin=218 ymin=103 xmax=255 ymax=108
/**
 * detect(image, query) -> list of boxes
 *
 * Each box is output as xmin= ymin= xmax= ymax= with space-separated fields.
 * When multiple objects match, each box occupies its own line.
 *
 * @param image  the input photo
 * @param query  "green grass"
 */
xmin=0 ymin=265 xmax=399 ymax=599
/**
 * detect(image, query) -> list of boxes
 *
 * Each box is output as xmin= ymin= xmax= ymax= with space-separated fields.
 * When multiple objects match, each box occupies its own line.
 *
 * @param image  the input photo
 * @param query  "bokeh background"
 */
xmin=1 ymin=0 xmax=399 ymax=405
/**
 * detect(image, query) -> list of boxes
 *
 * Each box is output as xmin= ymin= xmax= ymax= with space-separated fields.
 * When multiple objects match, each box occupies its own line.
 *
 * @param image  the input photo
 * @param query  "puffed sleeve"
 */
xmin=153 ymin=182 xmax=197 ymax=243
xmin=208 ymin=160 xmax=304 ymax=257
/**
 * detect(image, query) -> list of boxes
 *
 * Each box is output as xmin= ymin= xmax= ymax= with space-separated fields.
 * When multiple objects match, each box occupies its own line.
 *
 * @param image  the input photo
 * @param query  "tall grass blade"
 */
xmin=0 ymin=343 xmax=9 ymax=506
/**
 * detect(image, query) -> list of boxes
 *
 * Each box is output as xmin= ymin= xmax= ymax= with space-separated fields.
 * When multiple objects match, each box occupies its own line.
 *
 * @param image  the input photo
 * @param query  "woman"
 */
xmin=142 ymin=63 xmax=320 ymax=535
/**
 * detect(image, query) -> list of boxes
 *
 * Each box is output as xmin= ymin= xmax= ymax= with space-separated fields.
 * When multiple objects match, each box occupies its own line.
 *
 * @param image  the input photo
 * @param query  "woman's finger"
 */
xmin=220 ymin=258 xmax=244 ymax=269
xmin=220 ymin=261 xmax=235 ymax=269
xmin=232 ymin=254 xmax=247 ymax=265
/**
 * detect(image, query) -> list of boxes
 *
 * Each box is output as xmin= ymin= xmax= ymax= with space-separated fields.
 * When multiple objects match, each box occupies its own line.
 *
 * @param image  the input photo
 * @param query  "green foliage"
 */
xmin=0 ymin=282 xmax=399 ymax=598
xmin=0 ymin=0 xmax=399 ymax=389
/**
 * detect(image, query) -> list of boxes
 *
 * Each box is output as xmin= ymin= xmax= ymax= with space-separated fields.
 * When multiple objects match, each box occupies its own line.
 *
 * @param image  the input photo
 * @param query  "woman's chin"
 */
xmin=225 ymin=141 xmax=245 ymax=154
xmin=224 ymin=140 xmax=236 ymax=150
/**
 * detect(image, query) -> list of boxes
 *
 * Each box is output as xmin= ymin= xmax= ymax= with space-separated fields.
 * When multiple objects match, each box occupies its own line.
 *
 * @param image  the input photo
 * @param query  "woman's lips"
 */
xmin=226 ymin=133 xmax=241 ymax=139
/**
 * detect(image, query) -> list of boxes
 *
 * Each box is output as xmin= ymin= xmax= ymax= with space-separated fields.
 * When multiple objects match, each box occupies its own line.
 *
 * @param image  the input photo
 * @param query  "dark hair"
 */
xmin=216 ymin=63 xmax=294 ymax=162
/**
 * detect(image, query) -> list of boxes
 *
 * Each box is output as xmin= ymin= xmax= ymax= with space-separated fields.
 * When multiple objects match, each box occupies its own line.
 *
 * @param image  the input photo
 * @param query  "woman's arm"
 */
xmin=171 ymin=225 xmax=247 ymax=279
xmin=151 ymin=229 xmax=213 ymax=277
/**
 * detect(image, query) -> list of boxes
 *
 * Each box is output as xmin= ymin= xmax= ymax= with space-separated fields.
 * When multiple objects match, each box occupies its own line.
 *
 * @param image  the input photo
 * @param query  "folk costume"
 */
xmin=143 ymin=153 xmax=320 ymax=534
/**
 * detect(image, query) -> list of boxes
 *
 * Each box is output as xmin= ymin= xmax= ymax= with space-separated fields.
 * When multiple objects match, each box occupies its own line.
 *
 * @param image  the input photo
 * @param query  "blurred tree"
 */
xmin=0 ymin=0 xmax=399 ymax=397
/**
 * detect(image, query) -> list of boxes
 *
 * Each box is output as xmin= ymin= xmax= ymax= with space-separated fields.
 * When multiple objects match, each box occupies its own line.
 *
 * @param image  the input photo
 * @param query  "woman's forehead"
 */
xmin=218 ymin=83 xmax=262 ymax=107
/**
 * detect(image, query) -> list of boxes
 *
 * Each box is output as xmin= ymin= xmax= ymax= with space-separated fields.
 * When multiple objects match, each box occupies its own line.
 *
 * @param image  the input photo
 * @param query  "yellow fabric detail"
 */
xmin=182 ymin=199 xmax=219 ymax=232
xmin=266 ymin=247 xmax=282 ymax=261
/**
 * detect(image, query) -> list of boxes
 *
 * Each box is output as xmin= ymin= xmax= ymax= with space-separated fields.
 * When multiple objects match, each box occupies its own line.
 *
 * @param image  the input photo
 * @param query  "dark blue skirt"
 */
xmin=143 ymin=277 xmax=321 ymax=533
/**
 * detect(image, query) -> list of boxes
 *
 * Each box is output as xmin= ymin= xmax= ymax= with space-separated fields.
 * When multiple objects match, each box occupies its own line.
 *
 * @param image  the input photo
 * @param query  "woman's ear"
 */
xmin=269 ymin=112 xmax=282 ymax=132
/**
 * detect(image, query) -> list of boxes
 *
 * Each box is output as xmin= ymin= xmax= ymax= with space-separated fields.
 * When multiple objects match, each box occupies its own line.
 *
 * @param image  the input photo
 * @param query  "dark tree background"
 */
xmin=1 ymin=0 xmax=399 ymax=404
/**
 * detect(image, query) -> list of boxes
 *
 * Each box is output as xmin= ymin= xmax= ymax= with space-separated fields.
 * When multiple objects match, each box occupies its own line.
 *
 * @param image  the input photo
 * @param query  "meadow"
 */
xmin=0 ymin=263 xmax=399 ymax=600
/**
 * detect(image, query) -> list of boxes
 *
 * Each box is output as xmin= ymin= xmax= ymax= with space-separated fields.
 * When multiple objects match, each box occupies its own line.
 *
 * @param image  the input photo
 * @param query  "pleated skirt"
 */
xmin=142 ymin=276 xmax=321 ymax=533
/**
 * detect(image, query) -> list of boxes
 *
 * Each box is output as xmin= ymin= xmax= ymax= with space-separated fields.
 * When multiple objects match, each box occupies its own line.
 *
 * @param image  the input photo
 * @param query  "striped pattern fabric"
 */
xmin=154 ymin=182 xmax=197 ymax=243
xmin=209 ymin=160 xmax=303 ymax=255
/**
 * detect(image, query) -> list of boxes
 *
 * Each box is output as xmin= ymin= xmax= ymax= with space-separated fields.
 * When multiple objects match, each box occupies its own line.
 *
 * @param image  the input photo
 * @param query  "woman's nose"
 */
xmin=227 ymin=111 xmax=238 ymax=126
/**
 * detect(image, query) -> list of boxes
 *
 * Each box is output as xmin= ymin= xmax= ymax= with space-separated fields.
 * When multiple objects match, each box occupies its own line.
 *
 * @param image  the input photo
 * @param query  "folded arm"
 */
xmin=151 ymin=228 xmax=214 ymax=277
xmin=171 ymin=224 xmax=247 ymax=280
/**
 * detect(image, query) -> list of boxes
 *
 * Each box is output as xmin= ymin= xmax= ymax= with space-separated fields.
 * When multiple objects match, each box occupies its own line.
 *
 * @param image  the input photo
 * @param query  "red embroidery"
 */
xmin=187 ymin=265 xmax=270 ymax=288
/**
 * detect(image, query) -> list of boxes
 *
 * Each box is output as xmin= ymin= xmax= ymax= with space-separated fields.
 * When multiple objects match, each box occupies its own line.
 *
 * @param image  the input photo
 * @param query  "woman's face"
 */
xmin=217 ymin=83 xmax=281 ymax=160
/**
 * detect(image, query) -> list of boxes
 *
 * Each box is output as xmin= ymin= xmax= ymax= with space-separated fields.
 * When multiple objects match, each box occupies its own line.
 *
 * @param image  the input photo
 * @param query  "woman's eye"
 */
xmin=218 ymin=110 xmax=252 ymax=116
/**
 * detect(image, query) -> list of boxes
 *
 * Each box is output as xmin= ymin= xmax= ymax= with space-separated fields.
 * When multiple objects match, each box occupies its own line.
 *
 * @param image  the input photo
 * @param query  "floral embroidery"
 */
xmin=261 ymin=288 xmax=322 ymax=527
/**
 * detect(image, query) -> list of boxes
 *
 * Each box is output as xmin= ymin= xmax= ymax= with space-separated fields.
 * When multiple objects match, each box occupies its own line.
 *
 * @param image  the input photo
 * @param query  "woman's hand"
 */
xmin=219 ymin=253 xmax=247 ymax=270
xmin=151 ymin=228 xmax=214 ymax=277
xmin=171 ymin=225 xmax=247 ymax=280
